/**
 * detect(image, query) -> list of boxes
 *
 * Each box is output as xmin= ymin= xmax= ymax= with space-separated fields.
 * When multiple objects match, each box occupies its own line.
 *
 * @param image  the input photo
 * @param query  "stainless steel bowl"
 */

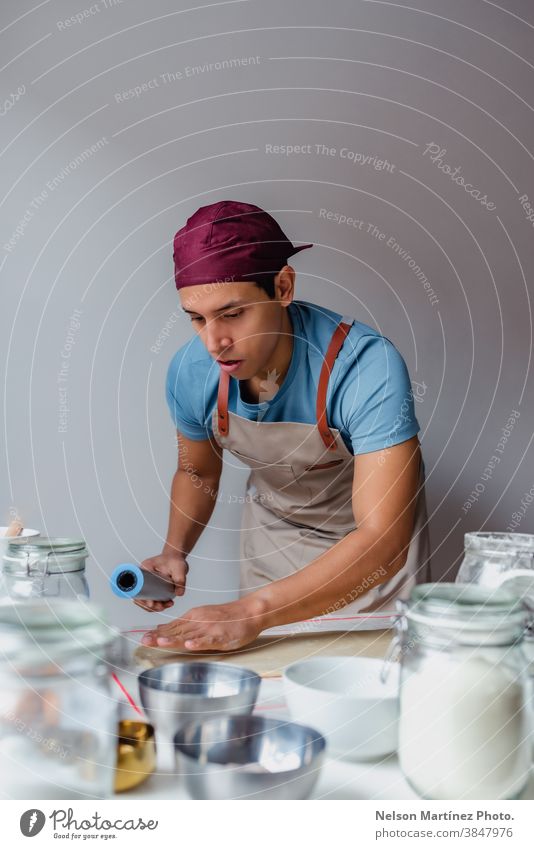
xmin=138 ymin=662 xmax=261 ymax=740
xmin=174 ymin=714 xmax=326 ymax=799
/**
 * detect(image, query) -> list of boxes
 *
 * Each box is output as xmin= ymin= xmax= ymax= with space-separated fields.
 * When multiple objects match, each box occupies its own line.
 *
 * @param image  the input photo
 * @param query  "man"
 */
xmin=138 ymin=200 xmax=431 ymax=652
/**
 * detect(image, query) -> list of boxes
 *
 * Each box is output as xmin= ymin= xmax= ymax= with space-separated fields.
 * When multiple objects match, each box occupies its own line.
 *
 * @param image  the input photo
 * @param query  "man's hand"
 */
xmin=133 ymin=551 xmax=189 ymax=613
xmin=140 ymin=597 xmax=268 ymax=652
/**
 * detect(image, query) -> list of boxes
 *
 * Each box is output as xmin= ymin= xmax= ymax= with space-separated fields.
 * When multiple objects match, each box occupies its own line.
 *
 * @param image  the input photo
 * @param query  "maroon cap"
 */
xmin=173 ymin=200 xmax=313 ymax=289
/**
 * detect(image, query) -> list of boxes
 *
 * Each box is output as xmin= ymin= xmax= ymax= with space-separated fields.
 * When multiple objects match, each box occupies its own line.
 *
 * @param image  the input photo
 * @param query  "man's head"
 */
xmin=178 ymin=266 xmax=295 ymax=379
xmin=172 ymin=200 xmax=312 ymax=378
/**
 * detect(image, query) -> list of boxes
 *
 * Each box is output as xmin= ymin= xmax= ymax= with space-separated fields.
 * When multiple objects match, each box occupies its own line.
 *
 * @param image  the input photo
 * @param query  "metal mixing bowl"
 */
xmin=174 ymin=714 xmax=326 ymax=799
xmin=138 ymin=661 xmax=261 ymax=740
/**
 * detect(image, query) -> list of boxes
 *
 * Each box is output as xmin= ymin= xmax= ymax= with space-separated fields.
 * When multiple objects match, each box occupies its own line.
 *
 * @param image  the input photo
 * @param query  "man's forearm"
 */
xmin=248 ymin=527 xmax=408 ymax=628
xmin=163 ymin=469 xmax=219 ymax=555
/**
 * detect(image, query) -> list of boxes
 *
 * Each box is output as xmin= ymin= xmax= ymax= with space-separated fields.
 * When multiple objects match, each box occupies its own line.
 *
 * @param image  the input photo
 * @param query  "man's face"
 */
xmin=179 ymin=281 xmax=287 ymax=379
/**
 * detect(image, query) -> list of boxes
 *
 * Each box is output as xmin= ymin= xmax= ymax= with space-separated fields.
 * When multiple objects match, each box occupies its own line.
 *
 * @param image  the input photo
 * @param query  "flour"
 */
xmin=398 ymin=653 xmax=530 ymax=799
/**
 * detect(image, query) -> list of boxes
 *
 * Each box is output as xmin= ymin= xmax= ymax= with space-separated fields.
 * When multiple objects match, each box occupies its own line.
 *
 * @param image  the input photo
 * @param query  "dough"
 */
xmin=132 ymin=629 xmax=393 ymax=678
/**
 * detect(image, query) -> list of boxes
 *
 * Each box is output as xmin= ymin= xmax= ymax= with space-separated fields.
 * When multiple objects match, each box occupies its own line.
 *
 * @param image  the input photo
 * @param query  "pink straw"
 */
xmin=111 ymin=672 xmax=144 ymax=717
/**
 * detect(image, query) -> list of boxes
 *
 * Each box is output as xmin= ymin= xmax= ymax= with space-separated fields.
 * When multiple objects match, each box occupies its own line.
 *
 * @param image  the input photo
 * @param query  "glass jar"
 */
xmin=1 ymin=537 xmax=90 ymax=600
xmin=0 ymin=599 xmax=119 ymax=799
xmin=457 ymin=532 xmax=534 ymax=601
xmin=384 ymin=582 xmax=532 ymax=800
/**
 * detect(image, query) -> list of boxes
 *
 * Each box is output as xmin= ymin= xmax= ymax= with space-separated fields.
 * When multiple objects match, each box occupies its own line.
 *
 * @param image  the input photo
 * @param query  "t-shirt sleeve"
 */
xmin=335 ymin=334 xmax=421 ymax=455
xmin=165 ymin=351 xmax=212 ymax=440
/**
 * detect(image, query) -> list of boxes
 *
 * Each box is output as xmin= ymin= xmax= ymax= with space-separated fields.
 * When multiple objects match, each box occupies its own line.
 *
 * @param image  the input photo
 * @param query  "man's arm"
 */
xmin=135 ymin=430 xmax=222 ymax=611
xmin=163 ymin=430 xmax=223 ymax=555
xmin=253 ymin=434 xmax=421 ymax=627
xmin=141 ymin=435 xmax=423 ymax=648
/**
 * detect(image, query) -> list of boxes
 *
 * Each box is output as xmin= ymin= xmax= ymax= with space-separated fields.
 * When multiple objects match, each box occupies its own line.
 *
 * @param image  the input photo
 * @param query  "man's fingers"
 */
xmin=183 ymin=633 xmax=221 ymax=651
xmin=152 ymin=621 xmax=205 ymax=646
xmin=144 ymin=627 xmax=226 ymax=651
xmin=141 ymin=628 xmax=176 ymax=645
xmin=169 ymin=571 xmax=187 ymax=589
xmin=153 ymin=615 xmax=194 ymax=634
xmin=183 ymin=630 xmax=212 ymax=649
xmin=156 ymin=631 xmax=200 ymax=647
xmin=133 ymin=599 xmax=174 ymax=612
xmin=151 ymin=560 xmax=187 ymax=585
xmin=141 ymin=619 xmax=194 ymax=646
xmin=183 ymin=639 xmax=203 ymax=650
xmin=134 ymin=597 xmax=161 ymax=610
xmin=133 ymin=599 xmax=156 ymax=611
xmin=139 ymin=556 xmax=188 ymax=596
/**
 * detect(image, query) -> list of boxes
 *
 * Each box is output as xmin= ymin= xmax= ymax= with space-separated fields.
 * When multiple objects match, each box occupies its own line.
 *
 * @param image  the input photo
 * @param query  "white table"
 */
xmin=116 ymin=675 xmax=534 ymax=801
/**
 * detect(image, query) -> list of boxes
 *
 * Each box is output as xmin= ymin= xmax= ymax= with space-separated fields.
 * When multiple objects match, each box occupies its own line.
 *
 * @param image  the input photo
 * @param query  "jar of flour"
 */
xmin=391 ymin=583 xmax=532 ymax=800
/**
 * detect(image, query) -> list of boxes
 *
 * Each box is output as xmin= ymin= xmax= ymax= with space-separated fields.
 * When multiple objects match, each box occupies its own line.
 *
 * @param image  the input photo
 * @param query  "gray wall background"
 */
xmin=1 ymin=0 xmax=533 ymax=631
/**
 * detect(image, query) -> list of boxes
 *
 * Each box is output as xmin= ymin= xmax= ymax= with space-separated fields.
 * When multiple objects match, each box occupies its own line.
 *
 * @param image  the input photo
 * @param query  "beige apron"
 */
xmin=211 ymin=316 xmax=431 ymax=613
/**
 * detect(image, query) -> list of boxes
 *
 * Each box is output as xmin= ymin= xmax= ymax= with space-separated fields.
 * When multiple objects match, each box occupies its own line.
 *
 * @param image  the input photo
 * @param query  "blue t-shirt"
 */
xmin=165 ymin=299 xmax=420 ymax=455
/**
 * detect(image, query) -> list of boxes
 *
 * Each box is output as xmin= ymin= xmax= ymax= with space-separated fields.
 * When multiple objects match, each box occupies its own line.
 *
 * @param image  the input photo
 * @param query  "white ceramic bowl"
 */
xmin=283 ymin=655 xmax=400 ymax=761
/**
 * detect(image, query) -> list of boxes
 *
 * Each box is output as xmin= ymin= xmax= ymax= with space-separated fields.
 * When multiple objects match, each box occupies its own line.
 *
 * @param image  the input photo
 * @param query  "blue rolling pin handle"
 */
xmin=110 ymin=563 xmax=175 ymax=601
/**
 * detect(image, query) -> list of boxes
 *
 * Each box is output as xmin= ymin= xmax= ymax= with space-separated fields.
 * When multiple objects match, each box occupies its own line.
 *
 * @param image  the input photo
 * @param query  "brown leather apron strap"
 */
xmin=217 ymin=368 xmax=230 ymax=436
xmin=316 ymin=320 xmax=352 ymax=450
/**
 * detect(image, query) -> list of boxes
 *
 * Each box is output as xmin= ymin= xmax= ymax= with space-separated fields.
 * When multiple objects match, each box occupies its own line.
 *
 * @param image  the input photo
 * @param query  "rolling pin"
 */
xmin=110 ymin=564 xmax=175 ymax=601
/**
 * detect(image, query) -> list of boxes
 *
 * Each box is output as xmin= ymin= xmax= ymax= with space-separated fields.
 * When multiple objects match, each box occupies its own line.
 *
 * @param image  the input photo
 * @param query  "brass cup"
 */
xmin=114 ymin=720 xmax=156 ymax=792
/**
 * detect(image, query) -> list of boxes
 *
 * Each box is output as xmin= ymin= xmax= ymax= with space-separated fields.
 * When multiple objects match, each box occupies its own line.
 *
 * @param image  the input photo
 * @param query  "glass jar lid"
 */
xmin=464 ymin=532 xmax=534 ymax=555
xmin=400 ymin=582 xmax=529 ymax=644
xmin=4 ymin=537 xmax=88 ymax=574
xmin=0 ymin=599 xmax=117 ymax=672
